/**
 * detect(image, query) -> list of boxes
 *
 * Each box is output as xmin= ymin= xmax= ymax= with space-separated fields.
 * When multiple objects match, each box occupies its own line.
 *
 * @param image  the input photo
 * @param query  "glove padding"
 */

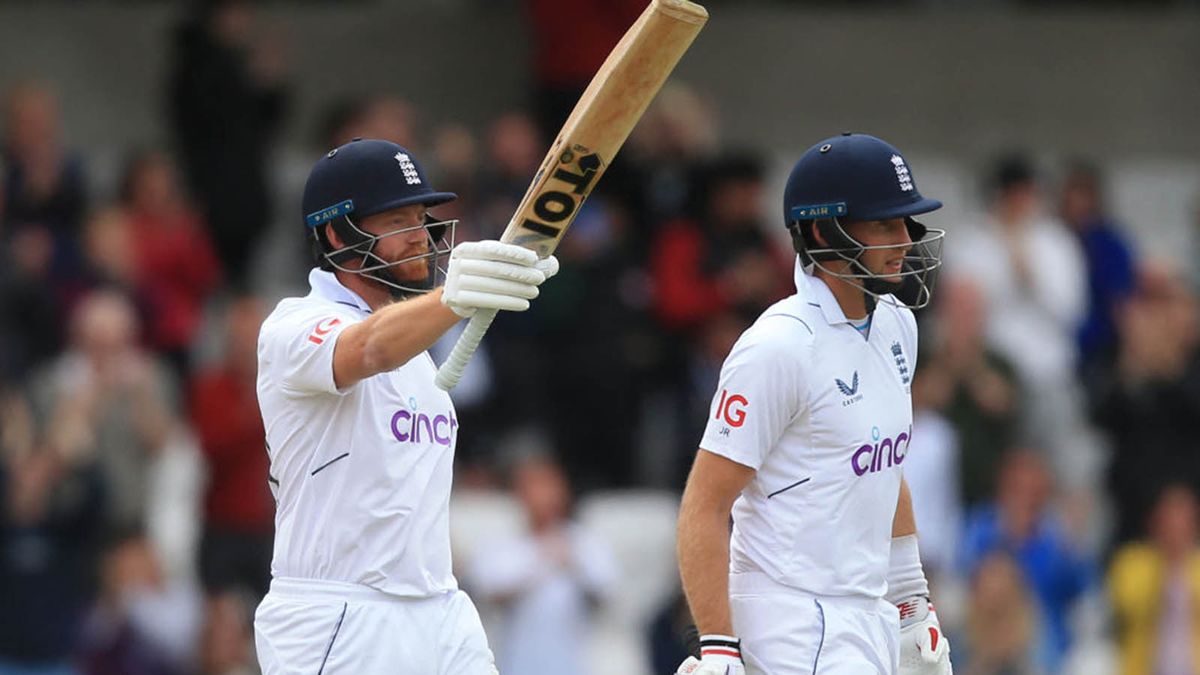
xmin=897 ymin=597 xmax=952 ymax=675
xmin=442 ymin=241 xmax=559 ymax=318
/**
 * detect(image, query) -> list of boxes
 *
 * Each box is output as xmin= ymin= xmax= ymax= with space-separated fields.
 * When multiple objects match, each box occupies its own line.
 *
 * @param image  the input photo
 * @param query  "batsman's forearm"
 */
xmin=361 ymin=290 xmax=460 ymax=370
xmin=677 ymin=502 xmax=734 ymax=635
xmin=891 ymin=477 xmax=917 ymax=538
xmin=335 ymin=290 xmax=461 ymax=388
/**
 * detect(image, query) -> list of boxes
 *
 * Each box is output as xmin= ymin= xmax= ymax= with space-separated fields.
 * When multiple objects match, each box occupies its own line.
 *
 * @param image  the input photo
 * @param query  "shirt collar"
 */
xmin=308 ymin=268 xmax=372 ymax=315
xmin=794 ymin=255 xmax=851 ymax=325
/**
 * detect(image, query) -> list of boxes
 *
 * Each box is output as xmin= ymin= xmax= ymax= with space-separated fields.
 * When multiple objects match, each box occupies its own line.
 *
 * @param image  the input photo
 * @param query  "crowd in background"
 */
xmin=2 ymin=1 xmax=1199 ymax=675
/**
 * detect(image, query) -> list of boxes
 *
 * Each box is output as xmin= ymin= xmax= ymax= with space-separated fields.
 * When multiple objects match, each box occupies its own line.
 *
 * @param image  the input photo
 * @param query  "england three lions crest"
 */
xmin=891 ymin=342 xmax=910 ymax=385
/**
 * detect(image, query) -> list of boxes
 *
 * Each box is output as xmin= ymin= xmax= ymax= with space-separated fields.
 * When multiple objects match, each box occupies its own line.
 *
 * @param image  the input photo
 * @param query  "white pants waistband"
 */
xmin=268 ymin=576 xmax=447 ymax=605
xmin=729 ymin=571 xmax=888 ymax=612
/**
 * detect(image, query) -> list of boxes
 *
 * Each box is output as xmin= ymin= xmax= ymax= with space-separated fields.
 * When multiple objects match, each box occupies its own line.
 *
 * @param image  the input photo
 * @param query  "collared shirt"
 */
xmin=256 ymin=269 xmax=459 ymax=597
xmin=700 ymin=261 xmax=918 ymax=598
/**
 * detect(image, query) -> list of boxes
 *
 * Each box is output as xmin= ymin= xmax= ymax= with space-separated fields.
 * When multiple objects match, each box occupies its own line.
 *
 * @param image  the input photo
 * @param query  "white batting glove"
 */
xmin=897 ymin=596 xmax=952 ymax=675
xmin=442 ymin=240 xmax=559 ymax=318
xmin=675 ymin=635 xmax=745 ymax=675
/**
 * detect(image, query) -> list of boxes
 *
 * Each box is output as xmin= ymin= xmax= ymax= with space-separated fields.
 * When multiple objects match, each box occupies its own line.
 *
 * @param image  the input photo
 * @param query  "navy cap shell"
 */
xmin=783 ymin=133 xmax=942 ymax=225
xmin=302 ymin=139 xmax=456 ymax=229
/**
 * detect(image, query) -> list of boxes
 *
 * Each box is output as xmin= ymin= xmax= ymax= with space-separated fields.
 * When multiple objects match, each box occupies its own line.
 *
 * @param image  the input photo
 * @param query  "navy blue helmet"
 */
xmin=302 ymin=138 xmax=458 ymax=296
xmin=783 ymin=133 xmax=945 ymax=309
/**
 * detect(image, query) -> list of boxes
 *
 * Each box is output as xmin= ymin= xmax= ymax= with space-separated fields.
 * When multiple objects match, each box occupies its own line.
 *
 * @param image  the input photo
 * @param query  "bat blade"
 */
xmin=436 ymin=0 xmax=708 ymax=390
xmin=502 ymin=0 xmax=709 ymax=258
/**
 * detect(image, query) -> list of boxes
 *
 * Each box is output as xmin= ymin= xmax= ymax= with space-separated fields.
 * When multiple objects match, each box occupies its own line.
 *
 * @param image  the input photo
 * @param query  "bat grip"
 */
xmin=435 ymin=308 xmax=498 ymax=390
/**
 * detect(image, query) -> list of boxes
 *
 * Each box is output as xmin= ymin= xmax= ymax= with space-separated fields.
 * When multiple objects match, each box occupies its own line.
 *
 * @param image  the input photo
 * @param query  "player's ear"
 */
xmin=810 ymin=220 xmax=829 ymax=248
xmin=325 ymin=222 xmax=344 ymax=249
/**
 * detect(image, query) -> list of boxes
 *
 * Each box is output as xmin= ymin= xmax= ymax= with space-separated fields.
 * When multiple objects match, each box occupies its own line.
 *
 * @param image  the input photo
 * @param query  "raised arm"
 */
xmin=332 ymin=290 xmax=459 ymax=389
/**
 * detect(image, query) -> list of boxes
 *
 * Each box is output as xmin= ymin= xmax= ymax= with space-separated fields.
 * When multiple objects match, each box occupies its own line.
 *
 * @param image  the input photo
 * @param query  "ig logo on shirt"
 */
xmin=714 ymin=389 xmax=749 ymax=436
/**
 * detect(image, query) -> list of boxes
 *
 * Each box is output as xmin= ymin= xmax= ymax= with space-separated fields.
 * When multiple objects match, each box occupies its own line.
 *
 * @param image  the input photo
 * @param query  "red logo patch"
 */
xmin=307 ymin=317 xmax=342 ymax=345
xmin=715 ymin=389 xmax=749 ymax=428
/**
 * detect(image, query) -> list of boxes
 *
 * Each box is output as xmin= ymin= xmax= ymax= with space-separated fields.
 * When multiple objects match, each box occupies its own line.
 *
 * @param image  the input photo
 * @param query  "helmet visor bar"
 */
xmin=321 ymin=214 xmax=458 ymax=295
xmin=806 ymin=226 xmax=945 ymax=310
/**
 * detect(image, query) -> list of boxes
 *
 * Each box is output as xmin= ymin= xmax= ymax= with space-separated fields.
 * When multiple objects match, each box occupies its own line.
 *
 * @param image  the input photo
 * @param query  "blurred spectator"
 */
xmin=1 ymin=82 xmax=88 ymax=289
xmin=1108 ymin=484 xmax=1200 ymax=675
xmin=0 ymin=388 xmax=105 ymax=674
xmin=648 ymin=153 xmax=790 ymax=476
xmin=320 ymin=94 xmax=418 ymax=151
xmin=27 ymin=290 xmax=177 ymax=533
xmin=0 ymin=225 xmax=65 ymax=380
xmin=119 ymin=149 xmax=221 ymax=376
xmin=947 ymin=155 xmax=1090 ymax=482
xmin=627 ymin=83 xmax=720 ymax=225
xmin=196 ymin=593 xmax=255 ymax=675
xmin=648 ymin=152 xmax=791 ymax=334
xmin=902 ymin=358 xmax=964 ymax=579
xmin=80 ymin=208 xmax=139 ymax=291
xmin=961 ymin=448 xmax=1096 ymax=673
xmin=524 ymin=0 xmax=645 ymax=140
xmin=169 ymin=0 xmax=289 ymax=289
xmin=647 ymin=591 xmax=697 ymax=675
xmin=1094 ymin=260 xmax=1200 ymax=544
xmin=429 ymin=122 xmax=479 ymax=223
xmin=963 ymin=551 xmax=1043 ymax=675
xmin=1059 ymin=161 xmax=1137 ymax=383
xmin=80 ymin=530 xmax=202 ymax=675
xmin=476 ymin=110 xmax=544 ymax=240
xmin=467 ymin=453 xmax=617 ymax=675
xmin=529 ymin=192 xmax=655 ymax=488
xmin=189 ymin=295 xmax=271 ymax=599
xmin=924 ymin=276 xmax=1022 ymax=506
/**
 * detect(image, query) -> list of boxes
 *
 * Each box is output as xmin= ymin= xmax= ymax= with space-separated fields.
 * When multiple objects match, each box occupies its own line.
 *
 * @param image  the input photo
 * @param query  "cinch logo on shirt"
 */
xmin=714 ymin=389 xmax=749 ymax=428
xmin=851 ymin=425 xmax=911 ymax=476
xmin=390 ymin=409 xmax=458 ymax=446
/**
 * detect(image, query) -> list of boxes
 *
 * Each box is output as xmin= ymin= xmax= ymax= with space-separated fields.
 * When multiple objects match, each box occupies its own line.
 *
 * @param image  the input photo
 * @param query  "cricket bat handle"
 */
xmin=435 ymin=308 xmax=497 ymax=390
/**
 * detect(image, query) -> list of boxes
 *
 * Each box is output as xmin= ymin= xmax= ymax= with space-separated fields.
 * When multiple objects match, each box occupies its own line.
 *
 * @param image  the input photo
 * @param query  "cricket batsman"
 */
xmin=676 ymin=133 xmax=952 ymax=675
xmin=253 ymin=138 xmax=557 ymax=673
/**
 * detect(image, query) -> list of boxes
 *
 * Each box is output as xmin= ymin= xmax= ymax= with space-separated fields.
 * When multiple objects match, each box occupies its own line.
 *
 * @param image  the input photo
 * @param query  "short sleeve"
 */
xmin=698 ymin=318 xmax=810 ymax=470
xmin=258 ymin=302 xmax=360 ymax=397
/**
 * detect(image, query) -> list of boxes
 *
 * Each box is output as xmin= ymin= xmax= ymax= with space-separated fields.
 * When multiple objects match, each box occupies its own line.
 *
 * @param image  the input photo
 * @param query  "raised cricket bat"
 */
xmin=435 ymin=0 xmax=708 ymax=390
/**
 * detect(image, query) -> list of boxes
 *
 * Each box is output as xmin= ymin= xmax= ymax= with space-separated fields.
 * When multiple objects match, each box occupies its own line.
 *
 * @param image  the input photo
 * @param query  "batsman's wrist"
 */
xmin=699 ymin=634 xmax=743 ymax=664
xmin=895 ymin=595 xmax=934 ymax=629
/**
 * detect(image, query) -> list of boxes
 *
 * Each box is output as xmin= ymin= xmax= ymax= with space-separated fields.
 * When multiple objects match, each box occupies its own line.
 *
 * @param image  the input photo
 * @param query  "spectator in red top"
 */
xmin=524 ymin=0 xmax=645 ymax=139
xmin=189 ymin=295 xmax=272 ymax=599
xmin=119 ymin=150 xmax=221 ymax=376
xmin=649 ymin=153 xmax=792 ymax=485
xmin=649 ymin=152 xmax=791 ymax=334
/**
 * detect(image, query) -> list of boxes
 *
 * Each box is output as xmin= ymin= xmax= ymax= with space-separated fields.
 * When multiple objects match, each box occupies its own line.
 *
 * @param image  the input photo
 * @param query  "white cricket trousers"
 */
xmin=730 ymin=571 xmax=900 ymax=675
xmin=254 ymin=577 xmax=498 ymax=675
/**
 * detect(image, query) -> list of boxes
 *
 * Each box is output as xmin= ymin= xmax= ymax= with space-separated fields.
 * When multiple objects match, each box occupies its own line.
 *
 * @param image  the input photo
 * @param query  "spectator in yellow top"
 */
xmin=1109 ymin=483 xmax=1200 ymax=675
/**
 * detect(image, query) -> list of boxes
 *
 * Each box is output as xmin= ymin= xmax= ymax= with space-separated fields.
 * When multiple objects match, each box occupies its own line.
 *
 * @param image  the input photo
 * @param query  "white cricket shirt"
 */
xmin=257 ymin=269 xmax=459 ymax=597
xmin=700 ymin=262 xmax=918 ymax=599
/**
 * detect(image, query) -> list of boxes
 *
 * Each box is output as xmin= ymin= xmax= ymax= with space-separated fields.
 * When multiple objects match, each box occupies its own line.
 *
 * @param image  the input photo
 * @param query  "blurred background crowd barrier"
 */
xmin=1 ymin=1 xmax=1199 ymax=674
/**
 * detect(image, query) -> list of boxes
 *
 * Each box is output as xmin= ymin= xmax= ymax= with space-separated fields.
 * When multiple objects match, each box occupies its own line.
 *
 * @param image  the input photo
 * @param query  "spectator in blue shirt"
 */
xmin=1059 ymin=161 xmax=1137 ymax=381
xmin=961 ymin=448 xmax=1095 ymax=673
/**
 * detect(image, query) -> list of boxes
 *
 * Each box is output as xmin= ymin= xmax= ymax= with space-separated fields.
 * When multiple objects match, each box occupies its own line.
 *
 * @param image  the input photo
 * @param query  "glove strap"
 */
xmin=895 ymin=595 xmax=934 ymax=628
xmin=699 ymin=634 xmax=742 ymax=663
